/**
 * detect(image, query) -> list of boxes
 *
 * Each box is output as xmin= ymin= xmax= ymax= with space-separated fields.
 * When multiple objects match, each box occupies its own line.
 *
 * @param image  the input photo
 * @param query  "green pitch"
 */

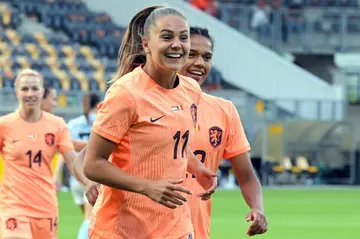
xmin=58 ymin=187 xmax=360 ymax=239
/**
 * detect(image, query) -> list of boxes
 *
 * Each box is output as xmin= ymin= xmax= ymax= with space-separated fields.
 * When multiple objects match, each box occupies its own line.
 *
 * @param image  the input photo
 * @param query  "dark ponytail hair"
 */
xmin=111 ymin=5 xmax=187 ymax=83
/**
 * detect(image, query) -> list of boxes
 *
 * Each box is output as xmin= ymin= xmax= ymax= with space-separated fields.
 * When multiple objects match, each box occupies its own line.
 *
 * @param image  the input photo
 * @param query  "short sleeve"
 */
xmin=57 ymin=118 xmax=75 ymax=154
xmin=222 ymin=102 xmax=251 ymax=159
xmin=92 ymin=84 xmax=137 ymax=144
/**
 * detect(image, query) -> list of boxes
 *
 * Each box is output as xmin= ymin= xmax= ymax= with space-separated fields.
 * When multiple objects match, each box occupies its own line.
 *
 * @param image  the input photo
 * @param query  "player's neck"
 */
xmin=18 ymin=108 xmax=42 ymax=123
xmin=143 ymin=64 xmax=178 ymax=89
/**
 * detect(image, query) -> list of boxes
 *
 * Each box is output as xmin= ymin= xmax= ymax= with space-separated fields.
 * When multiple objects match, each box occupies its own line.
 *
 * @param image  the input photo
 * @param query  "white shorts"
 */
xmin=70 ymin=176 xmax=87 ymax=206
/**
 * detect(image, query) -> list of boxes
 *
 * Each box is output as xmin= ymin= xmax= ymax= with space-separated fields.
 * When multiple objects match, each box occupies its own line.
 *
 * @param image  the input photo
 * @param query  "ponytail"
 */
xmin=110 ymin=5 xmax=163 ymax=83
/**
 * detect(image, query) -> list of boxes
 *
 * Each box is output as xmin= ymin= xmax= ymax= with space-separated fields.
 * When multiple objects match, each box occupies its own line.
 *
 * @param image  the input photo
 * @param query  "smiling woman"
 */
xmin=0 ymin=69 xmax=88 ymax=239
xmin=79 ymin=5 xmax=217 ymax=239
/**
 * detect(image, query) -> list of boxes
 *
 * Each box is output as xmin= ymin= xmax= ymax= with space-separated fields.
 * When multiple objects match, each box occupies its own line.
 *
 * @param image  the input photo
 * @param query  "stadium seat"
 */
xmin=57 ymin=94 xmax=67 ymax=107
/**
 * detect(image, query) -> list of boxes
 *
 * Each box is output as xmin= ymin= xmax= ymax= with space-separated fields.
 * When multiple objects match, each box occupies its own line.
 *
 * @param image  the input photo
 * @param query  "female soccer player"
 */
xmin=0 ymin=69 xmax=89 ymax=239
xmin=82 ymin=6 xmax=217 ymax=239
xmin=180 ymin=27 xmax=268 ymax=238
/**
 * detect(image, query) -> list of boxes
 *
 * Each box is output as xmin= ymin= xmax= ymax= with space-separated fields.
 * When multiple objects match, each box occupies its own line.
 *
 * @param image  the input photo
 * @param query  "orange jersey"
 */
xmin=90 ymin=66 xmax=202 ymax=239
xmin=184 ymin=93 xmax=251 ymax=239
xmin=0 ymin=111 xmax=74 ymax=218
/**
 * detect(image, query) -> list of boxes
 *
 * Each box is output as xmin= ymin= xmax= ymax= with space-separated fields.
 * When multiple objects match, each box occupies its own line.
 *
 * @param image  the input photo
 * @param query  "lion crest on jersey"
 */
xmin=190 ymin=103 xmax=197 ymax=126
xmin=209 ymin=126 xmax=223 ymax=148
xmin=5 ymin=218 xmax=17 ymax=230
xmin=45 ymin=133 xmax=55 ymax=146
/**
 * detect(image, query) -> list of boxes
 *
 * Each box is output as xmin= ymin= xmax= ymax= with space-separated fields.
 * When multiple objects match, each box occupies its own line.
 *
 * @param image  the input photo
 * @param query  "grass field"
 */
xmin=58 ymin=187 xmax=360 ymax=239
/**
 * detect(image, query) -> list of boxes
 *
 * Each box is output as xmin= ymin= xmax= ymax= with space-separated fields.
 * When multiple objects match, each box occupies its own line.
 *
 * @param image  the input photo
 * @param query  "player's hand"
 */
xmin=246 ymin=209 xmax=268 ymax=236
xmin=144 ymin=178 xmax=192 ymax=209
xmin=194 ymin=166 xmax=217 ymax=200
xmin=85 ymin=181 xmax=100 ymax=206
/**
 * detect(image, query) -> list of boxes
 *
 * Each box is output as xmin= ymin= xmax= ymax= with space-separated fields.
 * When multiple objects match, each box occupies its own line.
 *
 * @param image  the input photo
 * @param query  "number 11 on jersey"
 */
xmin=173 ymin=130 xmax=189 ymax=160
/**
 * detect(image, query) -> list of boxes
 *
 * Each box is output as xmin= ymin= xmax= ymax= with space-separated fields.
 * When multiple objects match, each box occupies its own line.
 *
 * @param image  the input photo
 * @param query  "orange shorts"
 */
xmin=0 ymin=215 xmax=58 ymax=239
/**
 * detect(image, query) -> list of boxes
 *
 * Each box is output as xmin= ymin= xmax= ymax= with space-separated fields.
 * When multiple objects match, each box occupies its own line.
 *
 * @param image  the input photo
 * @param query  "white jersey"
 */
xmin=68 ymin=115 xmax=92 ymax=142
xmin=67 ymin=115 xmax=93 ymax=205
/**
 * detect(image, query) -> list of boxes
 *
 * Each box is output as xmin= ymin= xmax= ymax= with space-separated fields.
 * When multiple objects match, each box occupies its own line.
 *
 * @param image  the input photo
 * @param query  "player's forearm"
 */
xmin=72 ymin=149 xmax=89 ymax=187
xmin=63 ymin=150 xmax=88 ymax=187
xmin=83 ymin=158 xmax=148 ymax=195
xmin=186 ymin=147 xmax=204 ymax=175
xmin=72 ymin=140 xmax=87 ymax=152
xmin=237 ymin=174 xmax=264 ymax=212
xmin=230 ymin=154 xmax=265 ymax=212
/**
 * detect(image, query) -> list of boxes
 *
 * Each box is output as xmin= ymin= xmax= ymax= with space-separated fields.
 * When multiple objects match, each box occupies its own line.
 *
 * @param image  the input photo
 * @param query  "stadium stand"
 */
xmin=188 ymin=0 xmax=360 ymax=53
xmin=0 ymin=0 xmax=225 ymax=97
xmin=1 ymin=0 xmax=358 ymax=186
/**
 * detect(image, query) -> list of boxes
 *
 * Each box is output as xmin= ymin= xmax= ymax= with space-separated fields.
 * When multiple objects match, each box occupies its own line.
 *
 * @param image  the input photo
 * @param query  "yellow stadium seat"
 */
xmin=16 ymin=56 xmax=30 ymax=69
xmin=41 ymin=44 xmax=57 ymax=57
xmin=58 ymin=94 xmax=67 ymax=107
xmin=62 ymin=45 xmax=76 ymax=58
xmin=79 ymin=46 xmax=94 ymax=59
xmin=92 ymin=71 xmax=107 ymax=92
xmin=5 ymin=29 xmax=20 ymax=45
xmin=64 ymin=58 xmax=78 ymax=70
xmin=45 ymin=57 xmax=59 ymax=68
xmin=52 ymin=69 xmax=70 ymax=91
xmin=296 ymin=156 xmax=319 ymax=174
xmin=0 ymin=4 xmax=10 ymax=26
xmin=88 ymin=58 xmax=104 ymax=71
xmin=72 ymin=71 xmax=89 ymax=91
xmin=33 ymin=32 xmax=47 ymax=44
xmin=25 ymin=43 xmax=40 ymax=59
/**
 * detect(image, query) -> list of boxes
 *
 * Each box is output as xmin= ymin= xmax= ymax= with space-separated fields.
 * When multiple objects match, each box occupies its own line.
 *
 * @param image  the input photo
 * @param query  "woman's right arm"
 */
xmin=83 ymin=131 xmax=148 ymax=194
xmin=83 ymin=131 xmax=191 ymax=208
xmin=82 ymin=84 xmax=191 ymax=208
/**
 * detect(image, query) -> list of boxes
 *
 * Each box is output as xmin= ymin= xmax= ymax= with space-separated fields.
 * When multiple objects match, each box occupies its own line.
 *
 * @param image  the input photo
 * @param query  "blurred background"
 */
xmin=0 ymin=0 xmax=359 ymax=238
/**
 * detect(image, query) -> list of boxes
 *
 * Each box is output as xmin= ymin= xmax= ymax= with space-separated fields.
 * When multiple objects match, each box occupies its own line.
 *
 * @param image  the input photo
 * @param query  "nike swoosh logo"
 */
xmin=150 ymin=115 xmax=165 ymax=123
xmin=12 ymin=139 xmax=20 ymax=143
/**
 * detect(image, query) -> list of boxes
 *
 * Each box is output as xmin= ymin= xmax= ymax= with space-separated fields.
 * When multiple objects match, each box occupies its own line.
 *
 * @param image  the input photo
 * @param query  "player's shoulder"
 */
xmin=179 ymin=74 xmax=202 ymax=93
xmin=0 ymin=112 xmax=18 ymax=125
xmin=106 ymin=67 xmax=144 ymax=99
xmin=42 ymin=111 xmax=66 ymax=125
xmin=112 ymin=67 xmax=145 ymax=89
xmin=201 ymin=92 xmax=235 ymax=113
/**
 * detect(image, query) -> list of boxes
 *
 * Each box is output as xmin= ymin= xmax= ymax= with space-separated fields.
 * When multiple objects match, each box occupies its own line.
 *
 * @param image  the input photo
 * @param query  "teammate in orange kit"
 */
xmin=180 ymin=27 xmax=268 ymax=238
xmin=79 ymin=6 xmax=217 ymax=239
xmin=0 ymin=69 xmax=88 ymax=239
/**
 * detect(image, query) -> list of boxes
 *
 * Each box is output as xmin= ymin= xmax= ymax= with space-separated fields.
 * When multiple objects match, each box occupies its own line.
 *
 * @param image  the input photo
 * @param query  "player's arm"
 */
xmin=63 ymin=149 xmax=89 ymax=187
xmin=83 ymin=84 xmax=191 ymax=209
xmin=58 ymin=119 xmax=89 ymax=187
xmin=230 ymin=153 xmax=264 ymax=212
xmin=72 ymin=140 xmax=87 ymax=152
xmin=224 ymin=102 xmax=267 ymax=236
xmin=83 ymin=131 xmax=148 ymax=193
